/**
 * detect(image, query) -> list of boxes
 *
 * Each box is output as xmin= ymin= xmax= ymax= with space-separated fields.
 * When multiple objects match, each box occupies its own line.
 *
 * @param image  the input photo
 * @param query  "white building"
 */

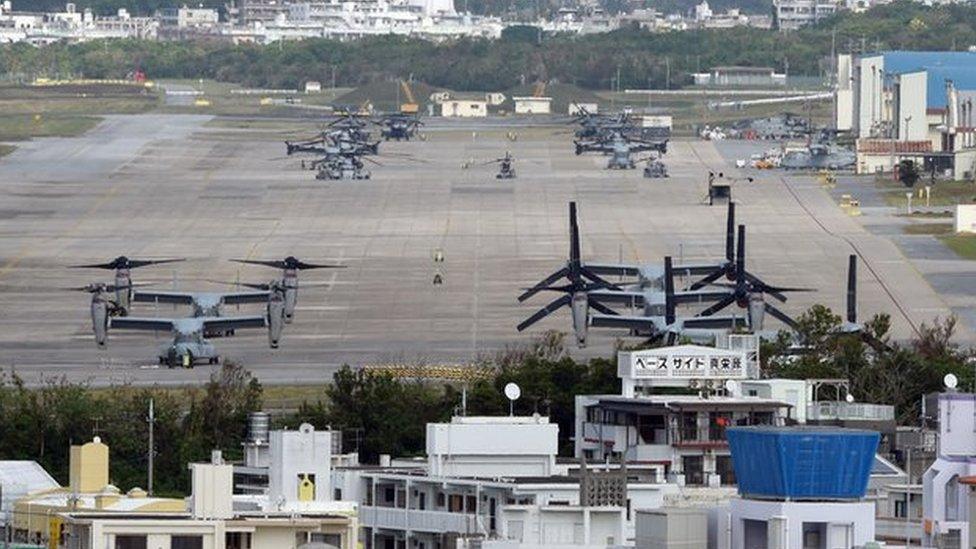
xmin=427 ymin=415 xmax=558 ymax=477
xmin=269 ymin=423 xmax=334 ymax=509
xmin=334 ymin=415 xmax=674 ymax=549
xmin=772 ymin=0 xmax=838 ymax=30
xmin=923 ymin=392 xmax=976 ymax=547
xmin=512 ymin=96 xmax=552 ymax=115
xmin=440 ymin=99 xmax=488 ymax=118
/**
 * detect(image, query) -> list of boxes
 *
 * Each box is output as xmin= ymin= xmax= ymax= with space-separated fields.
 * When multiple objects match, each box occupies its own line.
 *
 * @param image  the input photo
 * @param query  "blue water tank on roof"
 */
xmin=726 ymin=426 xmax=879 ymax=500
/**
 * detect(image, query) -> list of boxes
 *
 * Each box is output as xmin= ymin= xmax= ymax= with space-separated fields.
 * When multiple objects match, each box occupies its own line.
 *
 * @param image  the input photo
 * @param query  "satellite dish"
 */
xmin=504 ymin=382 xmax=521 ymax=401
xmin=845 ymin=393 xmax=855 ymax=404
xmin=945 ymin=373 xmax=959 ymax=390
xmin=724 ymin=379 xmax=736 ymax=393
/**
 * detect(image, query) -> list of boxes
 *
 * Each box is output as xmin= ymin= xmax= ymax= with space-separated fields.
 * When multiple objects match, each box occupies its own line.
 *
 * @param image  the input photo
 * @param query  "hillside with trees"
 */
xmin=3 ymin=2 xmax=976 ymax=91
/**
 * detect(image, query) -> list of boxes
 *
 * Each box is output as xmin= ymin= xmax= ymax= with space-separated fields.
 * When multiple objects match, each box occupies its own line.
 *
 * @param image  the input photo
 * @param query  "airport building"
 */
xmin=836 ymin=51 xmax=976 ymax=178
xmin=772 ymin=0 xmax=839 ymax=30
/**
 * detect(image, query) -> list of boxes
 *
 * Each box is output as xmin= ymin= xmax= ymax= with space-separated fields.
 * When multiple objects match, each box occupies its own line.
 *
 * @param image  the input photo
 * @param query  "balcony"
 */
xmin=671 ymin=427 xmax=728 ymax=448
xmin=360 ymin=505 xmax=485 ymax=534
xmin=875 ymin=517 xmax=922 ymax=544
xmin=807 ymin=401 xmax=895 ymax=422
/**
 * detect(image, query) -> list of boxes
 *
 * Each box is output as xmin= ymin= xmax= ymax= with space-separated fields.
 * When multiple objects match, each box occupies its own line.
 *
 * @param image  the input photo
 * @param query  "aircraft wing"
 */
xmin=201 ymin=316 xmax=267 ymax=332
xmin=589 ymin=313 xmax=664 ymax=331
xmin=672 ymin=262 xmax=724 ymax=276
xmin=681 ymin=316 xmax=749 ymax=330
xmin=109 ymin=317 xmax=177 ymax=331
xmin=672 ymin=290 xmax=733 ymax=306
xmin=132 ymin=291 xmax=196 ymax=306
xmin=221 ymin=291 xmax=271 ymax=305
xmin=584 ymin=262 xmax=643 ymax=277
xmin=586 ymin=290 xmax=646 ymax=305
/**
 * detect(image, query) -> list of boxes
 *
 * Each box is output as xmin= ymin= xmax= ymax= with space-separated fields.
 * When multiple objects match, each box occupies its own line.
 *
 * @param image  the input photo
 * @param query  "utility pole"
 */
xmin=147 ymin=398 xmax=155 ymax=496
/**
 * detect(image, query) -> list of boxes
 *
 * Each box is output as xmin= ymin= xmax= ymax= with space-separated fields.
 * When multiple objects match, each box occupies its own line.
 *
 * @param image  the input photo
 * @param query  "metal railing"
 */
xmin=360 ymin=505 xmax=485 ymax=534
xmin=807 ymin=401 xmax=895 ymax=421
xmin=671 ymin=427 xmax=728 ymax=447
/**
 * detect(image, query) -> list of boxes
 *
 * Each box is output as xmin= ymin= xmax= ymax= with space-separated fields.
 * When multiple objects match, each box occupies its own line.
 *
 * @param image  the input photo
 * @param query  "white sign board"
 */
xmin=618 ymin=345 xmax=747 ymax=389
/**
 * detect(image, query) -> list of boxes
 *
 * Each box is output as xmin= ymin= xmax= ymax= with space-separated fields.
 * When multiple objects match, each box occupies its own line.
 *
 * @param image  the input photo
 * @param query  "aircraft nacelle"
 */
xmin=747 ymin=293 xmax=765 ymax=332
xmin=91 ymin=297 xmax=108 ymax=347
xmin=114 ymin=271 xmax=131 ymax=315
xmin=571 ymin=292 xmax=589 ymax=347
xmin=267 ymin=296 xmax=285 ymax=349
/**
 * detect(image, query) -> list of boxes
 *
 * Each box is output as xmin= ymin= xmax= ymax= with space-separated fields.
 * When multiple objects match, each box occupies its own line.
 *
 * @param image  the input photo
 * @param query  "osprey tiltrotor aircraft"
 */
xmin=518 ymin=202 xmax=811 ymax=346
xmin=73 ymin=256 xmax=342 ymax=367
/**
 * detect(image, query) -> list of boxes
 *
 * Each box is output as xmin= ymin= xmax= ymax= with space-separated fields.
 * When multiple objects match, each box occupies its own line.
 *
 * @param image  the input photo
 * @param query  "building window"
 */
xmin=716 ymin=455 xmax=736 ymax=485
xmin=312 ymin=533 xmax=343 ymax=547
xmin=115 ymin=536 xmax=147 ymax=549
xmin=226 ymin=532 xmax=252 ymax=549
xmin=172 ymin=536 xmax=204 ymax=549
xmin=436 ymin=492 xmax=446 ymax=508
xmin=895 ymin=499 xmax=907 ymax=518
xmin=449 ymin=494 xmax=464 ymax=512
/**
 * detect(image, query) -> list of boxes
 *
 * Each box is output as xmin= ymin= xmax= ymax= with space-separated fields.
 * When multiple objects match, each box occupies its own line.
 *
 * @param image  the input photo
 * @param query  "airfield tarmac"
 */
xmin=0 ymin=114 xmax=965 ymax=386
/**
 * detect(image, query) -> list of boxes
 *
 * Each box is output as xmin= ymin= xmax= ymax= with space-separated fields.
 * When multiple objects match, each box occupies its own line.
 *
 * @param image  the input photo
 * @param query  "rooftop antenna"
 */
xmin=945 ymin=373 xmax=959 ymax=434
xmin=504 ymin=382 xmax=521 ymax=417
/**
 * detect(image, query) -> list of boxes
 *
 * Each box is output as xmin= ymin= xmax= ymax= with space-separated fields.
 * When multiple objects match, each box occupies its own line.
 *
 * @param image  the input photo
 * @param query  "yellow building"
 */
xmin=13 ymin=437 xmax=184 ymax=546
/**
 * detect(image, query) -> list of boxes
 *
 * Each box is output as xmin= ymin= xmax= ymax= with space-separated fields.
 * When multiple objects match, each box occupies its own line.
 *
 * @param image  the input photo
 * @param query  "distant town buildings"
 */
xmin=772 ymin=0 xmax=839 ymax=30
xmin=0 ymin=0 xmax=788 ymax=47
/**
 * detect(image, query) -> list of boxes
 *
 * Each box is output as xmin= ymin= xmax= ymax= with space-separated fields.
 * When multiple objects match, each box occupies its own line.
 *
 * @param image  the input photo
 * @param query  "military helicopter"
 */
xmin=643 ymin=155 xmax=668 ymax=178
xmin=324 ymin=110 xmax=373 ymax=141
xmin=575 ymin=132 xmax=665 ymax=170
xmin=231 ymin=256 xmax=344 ymax=323
xmin=570 ymin=107 xmax=639 ymax=139
xmin=70 ymin=256 xmax=185 ymax=314
xmin=481 ymin=152 xmax=516 ymax=179
xmin=780 ymin=143 xmax=855 ymax=170
xmin=311 ymin=153 xmax=373 ymax=180
xmin=82 ymin=282 xmax=286 ymax=367
xmin=375 ymin=113 xmax=423 ymax=141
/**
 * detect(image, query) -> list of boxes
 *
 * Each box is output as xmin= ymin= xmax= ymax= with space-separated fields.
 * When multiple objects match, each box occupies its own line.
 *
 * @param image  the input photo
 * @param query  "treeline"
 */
xmin=3 ymin=2 xmax=976 ymax=91
xmin=0 ymin=307 xmax=971 ymax=496
xmin=14 ymin=0 xmax=771 ymax=17
xmin=762 ymin=307 xmax=975 ymax=424
xmin=0 ymin=333 xmax=618 ymax=496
